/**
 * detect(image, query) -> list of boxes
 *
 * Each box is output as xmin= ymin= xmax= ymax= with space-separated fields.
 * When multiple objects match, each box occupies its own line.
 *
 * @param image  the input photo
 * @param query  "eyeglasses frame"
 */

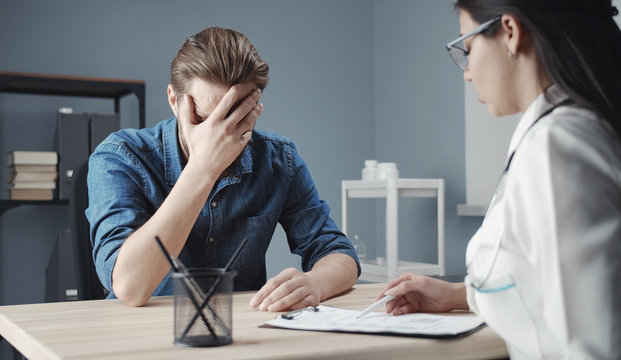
xmin=446 ymin=16 xmax=502 ymax=71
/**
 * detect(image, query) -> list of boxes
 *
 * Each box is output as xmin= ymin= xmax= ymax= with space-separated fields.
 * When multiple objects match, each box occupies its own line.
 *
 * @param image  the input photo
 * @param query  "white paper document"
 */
xmin=265 ymin=305 xmax=486 ymax=338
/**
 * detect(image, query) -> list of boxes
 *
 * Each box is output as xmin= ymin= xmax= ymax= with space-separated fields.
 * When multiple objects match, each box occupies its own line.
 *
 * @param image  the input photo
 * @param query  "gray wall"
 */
xmin=0 ymin=0 xmax=481 ymax=309
xmin=373 ymin=1 xmax=483 ymax=274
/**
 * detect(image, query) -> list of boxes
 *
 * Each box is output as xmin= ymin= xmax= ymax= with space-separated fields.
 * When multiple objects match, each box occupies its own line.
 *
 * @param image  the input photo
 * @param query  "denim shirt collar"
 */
xmin=162 ymin=118 xmax=253 ymax=187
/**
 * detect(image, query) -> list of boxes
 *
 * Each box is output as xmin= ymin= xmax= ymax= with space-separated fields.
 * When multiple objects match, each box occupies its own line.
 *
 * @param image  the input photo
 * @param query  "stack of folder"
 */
xmin=7 ymin=150 xmax=58 ymax=200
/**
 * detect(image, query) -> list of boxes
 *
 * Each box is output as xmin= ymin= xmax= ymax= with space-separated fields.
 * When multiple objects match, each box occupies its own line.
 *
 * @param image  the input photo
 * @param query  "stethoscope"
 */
xmin=466 ymin=100 xmax=570 ymax=292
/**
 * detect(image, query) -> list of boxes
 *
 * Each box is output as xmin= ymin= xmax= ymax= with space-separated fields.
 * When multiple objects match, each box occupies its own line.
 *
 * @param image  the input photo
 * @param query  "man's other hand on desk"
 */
xmin=249 ymin=267 xmax=321 ymax=312
xmin=249 ymin=253 xmax=358 ymax=312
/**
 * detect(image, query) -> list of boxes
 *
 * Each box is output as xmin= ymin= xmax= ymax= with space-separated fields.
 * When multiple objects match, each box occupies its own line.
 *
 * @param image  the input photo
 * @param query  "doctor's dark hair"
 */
xmin=170 ymin=27 xmax=269 ymax=95
xmin=455 ymin=0 xmax=621 ymax=139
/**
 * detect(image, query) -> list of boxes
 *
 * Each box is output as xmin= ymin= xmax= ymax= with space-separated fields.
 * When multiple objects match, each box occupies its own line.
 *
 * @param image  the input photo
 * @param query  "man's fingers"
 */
xmin=259 ymin=276 xmax=301 ymax=311
xmin=250 ymin=268 xmax=309 ymax=312
xmin=238 ymin=103 xmax=262 ymax=143
xmin=226 ymin=89 xmax=262 ymax=128
xmin=291 ymin=294 xmax=318 ymax=310
xmin=210 ymin=84 xmax=259 ymax=123
xmin=265 ymin=285 xmax=310 ymax=312
xmin=249 ymin=276 xmax=282 ymax=308
xmin=179 ymin=94 xmax=198 ymax=126
xmin=209 ymin=85 xmax=242 ymax=121
xmin=249 ymin=268 xmax=294 ymax=308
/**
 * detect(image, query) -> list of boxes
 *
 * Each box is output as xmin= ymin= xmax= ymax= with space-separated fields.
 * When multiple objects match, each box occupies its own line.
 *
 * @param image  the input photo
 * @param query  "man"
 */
xmin=86 ymin=27 xmax=360 ymax=310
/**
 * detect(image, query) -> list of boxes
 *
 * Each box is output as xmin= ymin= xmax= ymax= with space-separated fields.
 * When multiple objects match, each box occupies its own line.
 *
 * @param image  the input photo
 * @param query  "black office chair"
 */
xmin=69 ymin=160 xmax=108 ymax=300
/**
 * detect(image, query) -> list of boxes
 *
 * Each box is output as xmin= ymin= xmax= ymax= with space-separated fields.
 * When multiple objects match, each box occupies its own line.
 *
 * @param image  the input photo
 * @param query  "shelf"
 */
xmin=342 ymin=178 xmax=445 ymax=282
xmin=457 ymin=204 xmax=487 ymax=217
xmin=343 ymin=179 xmax=442 ymax=198
xmin=0 ymin=199 xmax=69 ymax=217
xmin=359 ymin=259 xmax=442 ymax=283
xmin=0 ymin=71 xmax=145 ymax=128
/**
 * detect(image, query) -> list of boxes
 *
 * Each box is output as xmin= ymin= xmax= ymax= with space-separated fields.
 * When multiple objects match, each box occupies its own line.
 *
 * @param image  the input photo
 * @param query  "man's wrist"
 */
xmin=303 ymin=270 xmax=326 ymax=302
xmin=182 ymin=159 xmax=220 ymax=189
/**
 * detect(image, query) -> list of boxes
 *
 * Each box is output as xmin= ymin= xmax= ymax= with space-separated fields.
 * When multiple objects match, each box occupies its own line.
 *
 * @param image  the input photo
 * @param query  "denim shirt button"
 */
xmin=208 ymin=237 xmax=215 ymax=243
xmin=233 ymin=175 xmax=240 ymax=180
xmin=211 ymin=201 xmax=218 ymax=208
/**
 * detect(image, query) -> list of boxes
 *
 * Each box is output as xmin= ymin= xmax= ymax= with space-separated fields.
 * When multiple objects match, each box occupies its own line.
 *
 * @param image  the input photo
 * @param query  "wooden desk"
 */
xmin=0 ymin=283 xmax=507 ymax=359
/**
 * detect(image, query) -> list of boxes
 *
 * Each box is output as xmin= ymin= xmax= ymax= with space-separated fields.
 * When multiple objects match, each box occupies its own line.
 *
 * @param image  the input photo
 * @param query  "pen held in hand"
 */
xmin=355 ymin=294 xmax=395 ymax=319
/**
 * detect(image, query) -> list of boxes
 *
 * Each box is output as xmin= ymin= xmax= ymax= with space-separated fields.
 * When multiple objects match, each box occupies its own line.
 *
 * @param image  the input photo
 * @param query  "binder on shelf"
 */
xmin=56 ymin=113 xmax=90 ymax=200
xmin=55 ymin=112 xmax=120 ymax=200
xmin=90 ymin=113 xmax=120 ymax=153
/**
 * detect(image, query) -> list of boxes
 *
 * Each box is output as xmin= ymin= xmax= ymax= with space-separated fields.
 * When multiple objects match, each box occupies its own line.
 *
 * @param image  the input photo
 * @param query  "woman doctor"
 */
xmin=378 ymin=0 xmax=621 ymax=358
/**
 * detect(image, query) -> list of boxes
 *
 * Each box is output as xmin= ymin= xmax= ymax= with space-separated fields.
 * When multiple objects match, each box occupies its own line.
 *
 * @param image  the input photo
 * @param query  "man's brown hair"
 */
xmin=170 ymin=27 xmax=269 ymax=94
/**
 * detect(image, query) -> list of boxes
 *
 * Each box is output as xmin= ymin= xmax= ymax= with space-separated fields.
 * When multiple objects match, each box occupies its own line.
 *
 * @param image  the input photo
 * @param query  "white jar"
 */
xmin=376 ymin=162 xmax=399 ymax=180
xmin=361 ymin=159 xmax=378 ymax=181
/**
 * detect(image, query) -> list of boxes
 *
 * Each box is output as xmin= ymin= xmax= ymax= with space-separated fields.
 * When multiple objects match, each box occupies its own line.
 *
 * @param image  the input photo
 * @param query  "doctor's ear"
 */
xmin=500 ymin=14 xmax=524 ymax=58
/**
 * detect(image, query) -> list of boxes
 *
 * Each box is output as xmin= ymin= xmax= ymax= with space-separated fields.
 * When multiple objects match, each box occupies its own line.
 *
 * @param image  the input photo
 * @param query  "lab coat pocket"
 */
xmin=473 ymin=273 xmax=542 ymax=359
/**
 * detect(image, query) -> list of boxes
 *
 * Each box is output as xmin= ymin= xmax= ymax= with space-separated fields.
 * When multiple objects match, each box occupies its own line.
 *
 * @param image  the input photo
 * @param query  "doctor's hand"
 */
xmin=176 ymin=83 xmax=263 ymax=176
xmin=249 ymin=268 xmax=321 ymax=312
xmin=378 ymin=273 xmax=468 ymax=315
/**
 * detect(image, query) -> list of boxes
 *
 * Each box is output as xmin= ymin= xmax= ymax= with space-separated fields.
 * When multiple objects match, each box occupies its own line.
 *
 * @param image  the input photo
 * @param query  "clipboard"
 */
xmin=263 ymin=305 xmax=486 ymax=339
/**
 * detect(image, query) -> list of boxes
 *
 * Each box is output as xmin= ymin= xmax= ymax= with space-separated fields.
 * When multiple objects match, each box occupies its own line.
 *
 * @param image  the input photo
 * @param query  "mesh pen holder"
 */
xmin=172 ymin=268 xmax=236 ymax=347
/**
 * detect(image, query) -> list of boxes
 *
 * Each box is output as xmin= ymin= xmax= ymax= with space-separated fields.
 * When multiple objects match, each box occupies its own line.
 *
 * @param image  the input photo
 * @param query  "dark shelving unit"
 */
xmin=0 ymin=199 xmax=69 ymax=217
xmin=0 ymin=71 xmax=146 ymax=215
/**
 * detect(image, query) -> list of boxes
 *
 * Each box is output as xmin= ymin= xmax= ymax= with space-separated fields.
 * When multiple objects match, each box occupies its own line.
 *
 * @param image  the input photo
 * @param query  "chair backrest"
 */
xmin=70 ymin=160 xmax=108 ymax=300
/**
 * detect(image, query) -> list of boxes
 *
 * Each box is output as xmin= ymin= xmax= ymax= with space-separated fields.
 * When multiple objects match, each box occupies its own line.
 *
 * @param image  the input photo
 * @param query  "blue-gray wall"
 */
xmin=0 ymin=0 xmax=482 ymax=309
xmin=373 ymin=1 xmax=483 ymax=273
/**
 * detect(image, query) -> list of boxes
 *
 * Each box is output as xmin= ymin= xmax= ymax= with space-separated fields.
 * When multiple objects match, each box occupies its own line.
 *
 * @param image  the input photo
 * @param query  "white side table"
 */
xmin=341 ymin=178 xmax=445 ymax=282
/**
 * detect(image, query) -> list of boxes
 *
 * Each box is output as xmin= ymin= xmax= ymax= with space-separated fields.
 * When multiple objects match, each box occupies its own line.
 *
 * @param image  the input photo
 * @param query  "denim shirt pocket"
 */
xmin=472 ymin=273 xmax=542 ymax=358
xmin=232 ymin=211 xmax=280 ymax=235
xmin=230 ymin=212 xmax=281 ymax=285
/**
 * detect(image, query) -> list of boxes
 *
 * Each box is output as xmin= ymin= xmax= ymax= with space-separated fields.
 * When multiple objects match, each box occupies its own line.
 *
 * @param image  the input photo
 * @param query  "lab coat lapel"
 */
xmin=503 ymin=84 xmax=571 ymax=172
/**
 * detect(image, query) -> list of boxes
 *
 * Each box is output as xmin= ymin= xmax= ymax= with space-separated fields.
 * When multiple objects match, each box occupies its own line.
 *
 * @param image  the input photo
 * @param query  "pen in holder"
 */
xmin=173 ymin=268 xmax=236 ymax=347
xmin=154 ymin=236 xmax=248 ymax=347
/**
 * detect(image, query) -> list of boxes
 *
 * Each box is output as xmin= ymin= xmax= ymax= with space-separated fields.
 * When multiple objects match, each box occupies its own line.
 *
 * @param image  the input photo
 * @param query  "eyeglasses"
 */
xmin=446 ymin=16 xmax=501 ymax=71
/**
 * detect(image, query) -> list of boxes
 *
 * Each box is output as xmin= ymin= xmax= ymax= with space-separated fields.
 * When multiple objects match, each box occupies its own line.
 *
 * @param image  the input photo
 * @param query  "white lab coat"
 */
xmin=465 ymin=84 xmax=621 ymax=359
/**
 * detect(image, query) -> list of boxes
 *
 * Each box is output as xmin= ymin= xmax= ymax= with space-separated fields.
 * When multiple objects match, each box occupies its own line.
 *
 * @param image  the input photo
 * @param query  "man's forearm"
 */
xmin=307 ymin=253 xmax=358 ymax=301
xmin=111 ymin=163 xmax=219 ymax=306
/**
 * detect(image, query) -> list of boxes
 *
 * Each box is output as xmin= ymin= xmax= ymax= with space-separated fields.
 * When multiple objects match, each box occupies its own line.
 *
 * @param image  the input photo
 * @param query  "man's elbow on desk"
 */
xmin=113 ymin=281 xmax=150 ymax=307
xmin=111 ymin=269 xmax=157 ymax=307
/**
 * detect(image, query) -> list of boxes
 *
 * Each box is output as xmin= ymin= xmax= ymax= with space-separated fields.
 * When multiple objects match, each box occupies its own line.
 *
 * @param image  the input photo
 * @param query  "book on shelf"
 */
xmin=8 ymin=170 xmax=58 ymax=183
xmin=7 ymin=150 xmax=58 ymax=166
xmin=8 ymin=188 xmax=54 ymax=201
xmin=8 ymin=181 xmax=56 ymax=189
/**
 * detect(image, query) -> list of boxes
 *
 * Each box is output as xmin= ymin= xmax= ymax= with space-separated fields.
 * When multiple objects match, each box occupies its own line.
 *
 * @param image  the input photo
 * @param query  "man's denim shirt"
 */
xmin=86 ymin=118 xmax=360 ymax=298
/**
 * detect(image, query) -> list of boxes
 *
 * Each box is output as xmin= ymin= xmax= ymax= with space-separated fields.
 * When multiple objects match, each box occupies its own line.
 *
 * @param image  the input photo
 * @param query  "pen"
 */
xmin=355 ymin=294 xmax=395 ymax=319
xmin=154 ymin=236 xmax=179 ymax=272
